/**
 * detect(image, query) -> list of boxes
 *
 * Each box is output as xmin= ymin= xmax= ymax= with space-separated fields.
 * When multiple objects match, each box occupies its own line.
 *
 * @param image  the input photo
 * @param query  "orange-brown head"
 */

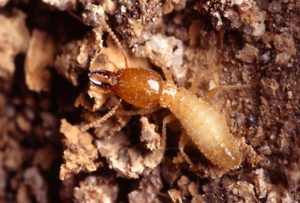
xmin=89 ymin=68 xmax=163 ymax=108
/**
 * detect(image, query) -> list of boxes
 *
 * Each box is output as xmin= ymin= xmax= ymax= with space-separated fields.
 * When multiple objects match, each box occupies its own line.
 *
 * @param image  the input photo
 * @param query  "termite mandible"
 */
xmin=84 ymin=17 xmax=243 ymax=170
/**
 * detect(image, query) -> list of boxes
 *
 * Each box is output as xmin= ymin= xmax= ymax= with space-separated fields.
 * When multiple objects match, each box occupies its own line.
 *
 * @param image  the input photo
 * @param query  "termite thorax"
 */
xmin=160 ymin=81 xmax=178 ymax=108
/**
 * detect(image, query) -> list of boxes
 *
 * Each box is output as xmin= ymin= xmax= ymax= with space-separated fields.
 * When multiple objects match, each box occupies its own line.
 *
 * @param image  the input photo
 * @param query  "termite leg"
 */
xmin=145 ymin=46 xmax=174 ymax=83
xmin=189 ymin=66 xmax=220 ymax=94
xmin=80 ymin=99 xmax=122 ymax=131
xmin=161 ymin=115 xmax=175 ymax=153
xmin=189 ymin=48 xmax=220 ymax=94
xmin=116 ymin=106 xmax=161 ymax=116
xmin=204 ymin=84 xmax=254 ymax=102
xmin=178 ymin=131 xmax=194 ymax=166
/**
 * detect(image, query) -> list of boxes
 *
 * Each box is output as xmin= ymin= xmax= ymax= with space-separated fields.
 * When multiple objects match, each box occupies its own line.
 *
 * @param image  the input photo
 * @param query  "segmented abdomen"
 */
xmin=167 ymin=87 xmax=242 ymax=169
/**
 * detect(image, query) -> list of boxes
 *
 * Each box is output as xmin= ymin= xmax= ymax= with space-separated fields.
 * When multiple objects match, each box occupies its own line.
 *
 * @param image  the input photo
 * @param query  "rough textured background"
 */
xmin=0 ymin=0 xmax=299 ymax=202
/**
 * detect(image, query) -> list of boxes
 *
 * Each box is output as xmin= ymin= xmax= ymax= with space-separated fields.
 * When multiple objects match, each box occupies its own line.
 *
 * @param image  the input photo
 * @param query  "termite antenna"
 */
xmin=66 ymin=9 xmax=128 ymax=69
xmin=80 ymin=99 xmax=122 ymax=132
xmin=98 ymin=17 xmax=129 ymax=69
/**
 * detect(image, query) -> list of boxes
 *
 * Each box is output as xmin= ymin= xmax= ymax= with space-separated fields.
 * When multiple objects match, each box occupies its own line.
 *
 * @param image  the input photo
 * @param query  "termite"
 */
xmin=85 ymin=17 xmax=243 ymax=170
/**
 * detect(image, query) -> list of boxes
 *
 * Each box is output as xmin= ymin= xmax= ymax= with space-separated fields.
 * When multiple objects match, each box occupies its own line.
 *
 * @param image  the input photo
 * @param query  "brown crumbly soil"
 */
xmin=0 ymin=0 xmax=299 ymax=202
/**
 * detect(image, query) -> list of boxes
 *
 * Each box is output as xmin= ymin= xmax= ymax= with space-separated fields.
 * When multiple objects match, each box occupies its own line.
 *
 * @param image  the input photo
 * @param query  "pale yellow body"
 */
xmin=161 ymin=82 xmax=242 ymax=169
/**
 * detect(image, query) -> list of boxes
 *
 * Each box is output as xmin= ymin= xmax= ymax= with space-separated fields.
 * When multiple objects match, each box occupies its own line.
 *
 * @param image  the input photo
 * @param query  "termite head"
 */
xmin=89 ymin=68 xmax=163 ymax=108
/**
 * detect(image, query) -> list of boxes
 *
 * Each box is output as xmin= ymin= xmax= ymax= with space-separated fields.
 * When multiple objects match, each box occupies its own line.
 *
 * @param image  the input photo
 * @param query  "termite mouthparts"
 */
xmin=88 ymin=70 xmax=115 ymax=88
